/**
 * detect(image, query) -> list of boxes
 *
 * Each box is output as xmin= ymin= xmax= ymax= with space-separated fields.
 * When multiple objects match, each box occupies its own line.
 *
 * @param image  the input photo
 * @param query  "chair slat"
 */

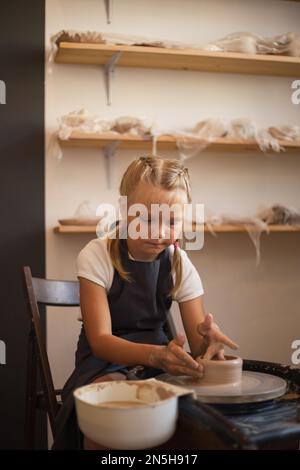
xmin=32 ymin=278 xmax=79 ymax=306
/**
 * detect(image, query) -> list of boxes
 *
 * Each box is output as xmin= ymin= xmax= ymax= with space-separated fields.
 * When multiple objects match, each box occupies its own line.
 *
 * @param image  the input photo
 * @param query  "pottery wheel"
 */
xmin=156 ymin=371 xmax=287 ymax=404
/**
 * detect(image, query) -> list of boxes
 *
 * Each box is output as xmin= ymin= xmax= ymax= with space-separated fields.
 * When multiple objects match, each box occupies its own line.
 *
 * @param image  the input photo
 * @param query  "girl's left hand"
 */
xmin=196 ymin=313 xmax=238 ymax=360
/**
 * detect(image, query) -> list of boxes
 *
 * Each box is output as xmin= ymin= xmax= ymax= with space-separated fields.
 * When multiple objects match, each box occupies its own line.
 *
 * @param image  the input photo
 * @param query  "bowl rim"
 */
xmin=73 ymin=379 xmax=178 ymax=410
xmin=197 ymin=354 xmax=242 ymax=364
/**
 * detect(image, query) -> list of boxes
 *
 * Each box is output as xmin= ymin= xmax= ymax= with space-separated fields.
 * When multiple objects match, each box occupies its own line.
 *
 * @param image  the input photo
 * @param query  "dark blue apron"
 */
xmin=52 ymin=238 xmax=173 ymax=449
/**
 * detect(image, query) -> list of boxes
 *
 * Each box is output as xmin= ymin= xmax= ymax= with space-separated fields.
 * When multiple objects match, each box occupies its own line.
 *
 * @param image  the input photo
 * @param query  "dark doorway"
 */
xmin=0 ymin=0 xmax=46 ymax=449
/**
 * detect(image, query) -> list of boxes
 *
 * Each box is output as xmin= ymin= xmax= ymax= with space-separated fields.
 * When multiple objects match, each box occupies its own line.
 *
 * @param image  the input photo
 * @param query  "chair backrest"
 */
xmin=31 ymin=277 xmax=79 ymax=306
xmin=22 ymin=266 xmax=80 ymax=437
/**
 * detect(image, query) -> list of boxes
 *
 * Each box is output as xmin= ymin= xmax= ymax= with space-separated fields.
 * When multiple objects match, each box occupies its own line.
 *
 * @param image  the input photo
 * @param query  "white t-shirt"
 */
xmin=76 ymin=237 xmax=204 ymax=303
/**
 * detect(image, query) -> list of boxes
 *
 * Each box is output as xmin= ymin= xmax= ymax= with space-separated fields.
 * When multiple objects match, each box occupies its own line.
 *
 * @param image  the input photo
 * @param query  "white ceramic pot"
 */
xmin=196 ymin=355 xmax=243 ymax=386
xmin=73 ymin=379 xmax=180 ymax=449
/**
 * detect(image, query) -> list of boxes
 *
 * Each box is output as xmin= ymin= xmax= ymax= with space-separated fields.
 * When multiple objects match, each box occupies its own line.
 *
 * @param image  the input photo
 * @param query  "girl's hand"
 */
xmin=149 ymin=333 xmax=204 ymax=378
xmin=196 ymin=313 xmax=238 ymax=360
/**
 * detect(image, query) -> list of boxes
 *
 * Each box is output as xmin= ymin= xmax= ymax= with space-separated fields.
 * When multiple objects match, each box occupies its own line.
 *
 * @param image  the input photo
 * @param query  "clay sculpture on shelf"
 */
xmin=257 ymin=204 xmax=300 ymax=226
xmin=57 ymin=109 xmax=155 ymax=141
xmin=51 ymin=29 xmax=300 ymax=57
xmin=204 ymin=31 xmax=300 ymax=57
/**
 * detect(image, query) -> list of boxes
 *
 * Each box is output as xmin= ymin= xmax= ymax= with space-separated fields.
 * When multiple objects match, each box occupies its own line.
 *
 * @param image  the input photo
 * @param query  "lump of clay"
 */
xmin=57 ymin=108 xmax=114 ymax=140
xmin=204 ymin=32 xmax=258 ymax=54
xmin=203 ymin=31 xmax=300 ymax=57
xmin=227 ymin=118 xmax=257 ymax=140
xmin=257 ymin=204 xmax=300 ymax=226
xmin=268 ymin=125 xmax=300 ymax=142
xmin=57 ymin=110 xmax=155 ymax=139
xmin=53 ymin=29 xmax=105 ymax=46
xmin=192 ymin=118 xmax=228 ymax=140
xmin=256 ymin=32 xmax=300 ymax=57
xmin=111 ymin=116 xmax=154 ymax=135
xmin=175 ymin=118 xmax=229 ymax=159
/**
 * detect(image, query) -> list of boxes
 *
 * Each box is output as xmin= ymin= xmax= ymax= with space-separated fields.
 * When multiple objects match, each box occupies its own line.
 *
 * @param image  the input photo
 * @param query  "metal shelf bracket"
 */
xmin=104 ymin=0 xmax=113 ymax=24
xmin=102 ymin=140 xmax=120 ymax=189
xmin=104 ymin=51 xmax=122 ymax=106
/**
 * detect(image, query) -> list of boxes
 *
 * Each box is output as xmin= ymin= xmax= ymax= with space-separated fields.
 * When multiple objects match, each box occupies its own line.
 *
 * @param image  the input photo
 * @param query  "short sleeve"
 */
xmin=76 ymin=238 xmax=113 ymax=291
xmin=171 ymin=246 xmax=204 ymax=303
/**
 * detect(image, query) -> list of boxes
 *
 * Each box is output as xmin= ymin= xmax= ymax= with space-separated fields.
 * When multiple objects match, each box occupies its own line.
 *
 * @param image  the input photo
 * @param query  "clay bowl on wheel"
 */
xmin=196 ymin=355 xmax=243 ymax=386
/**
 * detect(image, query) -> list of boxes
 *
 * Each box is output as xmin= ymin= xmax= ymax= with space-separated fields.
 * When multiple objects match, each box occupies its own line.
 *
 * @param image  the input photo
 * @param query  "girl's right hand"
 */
xmin=149 ymin=334 xmax=204 ymax=379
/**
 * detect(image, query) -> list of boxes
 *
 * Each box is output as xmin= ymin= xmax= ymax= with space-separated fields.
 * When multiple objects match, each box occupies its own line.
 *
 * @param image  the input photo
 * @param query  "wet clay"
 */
xmin=135 ymin=383 xmax=174 ymax=401
xmin=195 ymin=355 xmax=243 ymax=386
xmin=97 ymin=400 xmax=149 ymax=408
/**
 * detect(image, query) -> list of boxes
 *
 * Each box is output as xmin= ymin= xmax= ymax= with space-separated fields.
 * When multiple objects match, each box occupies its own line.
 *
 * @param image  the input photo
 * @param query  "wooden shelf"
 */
xmin=54 ymin=225 xmax=98 ymax=234
xmin=208 ymin=224 xmax=300 ymax=233
xmin=59 ymin=132 xmax=300 ymax=153
xmin=55 ymin=42 xmax=300 ymax=77
xmin=54 ymin=224 xmax=300 ymax=234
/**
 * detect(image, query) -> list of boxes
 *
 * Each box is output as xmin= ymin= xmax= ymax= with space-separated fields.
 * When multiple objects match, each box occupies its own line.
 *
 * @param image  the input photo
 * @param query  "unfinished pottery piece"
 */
xmin=196 ymin=354 xmax=243 ymax=386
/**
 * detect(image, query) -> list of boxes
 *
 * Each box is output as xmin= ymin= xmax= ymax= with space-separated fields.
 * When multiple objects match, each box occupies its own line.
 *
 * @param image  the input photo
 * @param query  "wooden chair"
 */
xmin=22 ymin=266 xmax=80 ymax=449
xmin=22 ymin=265 xmax=176 ymax=449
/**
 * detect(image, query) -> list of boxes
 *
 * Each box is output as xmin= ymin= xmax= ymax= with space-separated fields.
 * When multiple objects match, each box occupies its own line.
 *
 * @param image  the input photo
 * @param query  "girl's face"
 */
xmin=124 ymin=182 xmax=188 ymax=259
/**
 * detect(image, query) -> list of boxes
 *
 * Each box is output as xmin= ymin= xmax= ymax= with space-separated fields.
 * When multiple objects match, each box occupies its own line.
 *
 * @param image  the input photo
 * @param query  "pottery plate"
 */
xmin=156 ymin=371 xmax=287 ymax=404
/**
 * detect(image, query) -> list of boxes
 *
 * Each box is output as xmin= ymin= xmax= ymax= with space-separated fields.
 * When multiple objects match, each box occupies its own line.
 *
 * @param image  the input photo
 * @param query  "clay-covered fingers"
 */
xmin=203 ymin=343 xmax=224 ymax=360
xmin=164 ymin=335 xmax=203 ymax=378
xmin=166 ymin=363 xmax=203 ymax=378
xmin=217 ymin=348 xmax=225 ymax=361
xmin=213 ymin=330 xmax=238 ymax=350
xmin=197 ymin=313 xmax=239 ymax=351
xmin=168 ymin=337 xmax=201 ymax=371
xmin=150 ymin=334 xmax=205 ymax=378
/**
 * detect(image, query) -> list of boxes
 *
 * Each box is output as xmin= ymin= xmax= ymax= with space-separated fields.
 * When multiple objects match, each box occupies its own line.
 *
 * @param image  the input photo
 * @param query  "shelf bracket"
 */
xmin=104 ymin=0 xmax=113 ymax=24
xmin=104 ymin=51 xmax=122 ymax=106
xmin=151 ymin=135 xmax=158 ymax=157
xmin=102 ymin=141 xmax=120 ymax=189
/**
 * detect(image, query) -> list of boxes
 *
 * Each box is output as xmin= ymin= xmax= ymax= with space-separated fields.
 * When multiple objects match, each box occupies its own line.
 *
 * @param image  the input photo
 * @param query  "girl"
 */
xmin=53 ymin=155 xmax=237 ymax=450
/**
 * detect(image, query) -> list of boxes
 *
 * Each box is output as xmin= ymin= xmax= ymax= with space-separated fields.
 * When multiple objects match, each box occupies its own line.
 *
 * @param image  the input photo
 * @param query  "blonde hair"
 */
xmin=107 ymin=155 xmax=192 ymax=299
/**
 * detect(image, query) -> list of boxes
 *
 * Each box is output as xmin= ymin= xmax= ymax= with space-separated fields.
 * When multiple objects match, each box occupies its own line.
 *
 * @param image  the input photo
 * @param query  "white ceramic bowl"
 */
xmin=196 ymin=355 xmax=243 ymax=386
xmin=73 ymin=379 xmax=179 ymax=449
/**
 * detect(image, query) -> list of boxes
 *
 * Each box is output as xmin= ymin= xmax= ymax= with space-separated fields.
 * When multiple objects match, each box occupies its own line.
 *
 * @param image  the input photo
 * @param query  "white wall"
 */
xmin=46 ymin=0 xmax=300 ymax=392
